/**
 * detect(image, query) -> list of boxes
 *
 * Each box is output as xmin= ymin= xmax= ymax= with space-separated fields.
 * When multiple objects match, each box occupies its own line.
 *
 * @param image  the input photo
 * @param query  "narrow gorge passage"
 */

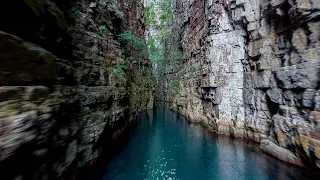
xmin=1 ymin=0 xmax=320 ymax=179
xmin=91 ymin=105 xmax=317 ymax=180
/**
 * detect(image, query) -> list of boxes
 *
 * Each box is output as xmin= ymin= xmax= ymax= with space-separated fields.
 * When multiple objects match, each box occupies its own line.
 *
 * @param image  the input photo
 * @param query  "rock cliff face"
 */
xmin=0 ymin=0 xmax=153 ymax=179
xmin=164 ymin=0 xmax=320 ymax=168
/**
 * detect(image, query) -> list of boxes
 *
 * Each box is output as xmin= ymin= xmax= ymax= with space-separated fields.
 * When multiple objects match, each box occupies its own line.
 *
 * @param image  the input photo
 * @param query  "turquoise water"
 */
xmin=100 ymin=105 xmax=317 ymax=180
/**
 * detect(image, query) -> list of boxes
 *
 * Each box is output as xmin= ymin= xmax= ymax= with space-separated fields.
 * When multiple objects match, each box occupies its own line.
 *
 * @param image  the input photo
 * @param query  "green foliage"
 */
xmin=144 ymin=7 xmax=157 ymax=26
xmin=71 ymin=7 xmax=79 ymax=12
xmin=170 ymin=79 xmax=180 ymax=87
xmin=139 ymin=65 xmax=145 ymax=73
xmin=117 ymin=30 xmax=148 ymax=61
xmin=144 ymin=0 xmax=181 ymax=80
xmin=189 ymin=63 xmax=195 ymax=68
xmin=98 ymin=0 xmax=113 ymax=7
xmin=96 ymin=25 xmax=109 ymax=36
xmin=97 ymin=56 xmax=104 ymax=62
xmin=135 ymin=39 xmax=145 ymax=49
xmin=117 ymin=30 xmax=137 ymax=42
xmin=113 ymin=58 xmax=127 ymax=80
xmin=99 ymin=25 xmax=107 ymax=32
xmin=113 ymin=64 xmax=128 ymax=80
xmin=143 ymin=76 xmax=153 ymax=88
xmin=71 ymin=6 xmax=82 ymax=18
xmin=146 ymin=39 xmax=156 ymax=52
xmin=116 ymin=11 xmax=124 ymax=18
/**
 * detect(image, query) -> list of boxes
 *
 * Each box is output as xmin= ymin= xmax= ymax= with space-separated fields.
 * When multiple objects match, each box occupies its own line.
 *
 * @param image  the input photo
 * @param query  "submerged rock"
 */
xmin=260 ymin=139 xmax=303 ymax=167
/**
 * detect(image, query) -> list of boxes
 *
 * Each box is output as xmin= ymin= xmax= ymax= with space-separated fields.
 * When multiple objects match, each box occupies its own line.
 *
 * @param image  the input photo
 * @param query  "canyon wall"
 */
xmin=0 ymin=0 xmax=153 ymax=179
xmin=165 ymin=0 xmax=320 ymax=168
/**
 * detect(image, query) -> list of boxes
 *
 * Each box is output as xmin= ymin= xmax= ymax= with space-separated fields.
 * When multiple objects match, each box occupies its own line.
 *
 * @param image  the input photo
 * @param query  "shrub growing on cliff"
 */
xmin=116 ymin=11 xmax=124 ymax=18
xmin=113 ymin=64 xmax=128 ymax=80
xmin=117 ymin=30 xmax=145 ymax=51
xmin=96 ymin=25 xmax=109 ymax=36
xmin=144 ymin=7 xmax=157 ymax=26
xmin=170 ymin=79 xmax=180 ymax=87
xmin=144 ymin=76 xmax=153 ymax=88
xmin=71 ymin=6 xmax=82 ymax=18
xmin=117 ymin=30 xmax=148 ymax=71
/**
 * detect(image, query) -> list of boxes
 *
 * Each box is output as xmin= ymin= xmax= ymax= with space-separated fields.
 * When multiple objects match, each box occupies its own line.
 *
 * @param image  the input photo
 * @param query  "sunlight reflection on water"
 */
xmin=102 ymin=105 xmax=317 ymax=180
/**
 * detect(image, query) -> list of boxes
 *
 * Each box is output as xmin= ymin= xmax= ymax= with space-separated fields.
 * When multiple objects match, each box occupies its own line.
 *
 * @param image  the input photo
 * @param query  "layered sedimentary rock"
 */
xmin=164 ymin=0 xmax=320 ymax=168
xmin=0 ymin=0 xmax=153 ymax=179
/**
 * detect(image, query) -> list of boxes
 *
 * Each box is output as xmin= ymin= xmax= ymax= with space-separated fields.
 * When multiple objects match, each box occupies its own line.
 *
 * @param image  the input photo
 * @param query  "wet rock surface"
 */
xmin=100 ymin=105 xmax=320 ymax=180
xmin=1 ymin=0 xmax=319 ymax=178
xmin=161 ymin=0 xmax=320 ymax=169
xmin=260 ymin=139 xmax=303 ymax=167
xmin=0 ymin=0 xmax=153 ymax=179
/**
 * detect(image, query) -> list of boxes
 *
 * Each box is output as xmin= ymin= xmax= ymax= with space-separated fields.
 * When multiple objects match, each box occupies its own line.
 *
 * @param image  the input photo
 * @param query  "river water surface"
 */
xmin=98 ymin=105 xmax=317 ymax=180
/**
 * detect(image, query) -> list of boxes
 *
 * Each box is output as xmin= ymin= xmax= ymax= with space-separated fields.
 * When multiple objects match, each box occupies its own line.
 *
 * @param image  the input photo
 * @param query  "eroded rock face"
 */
xmin=260 ymin=139 xmax=303 ymax=167
xmin=164 ymin=0 xmax=320 ymax=168
xmin=0 ymin=0 xmax=153 ymax=179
